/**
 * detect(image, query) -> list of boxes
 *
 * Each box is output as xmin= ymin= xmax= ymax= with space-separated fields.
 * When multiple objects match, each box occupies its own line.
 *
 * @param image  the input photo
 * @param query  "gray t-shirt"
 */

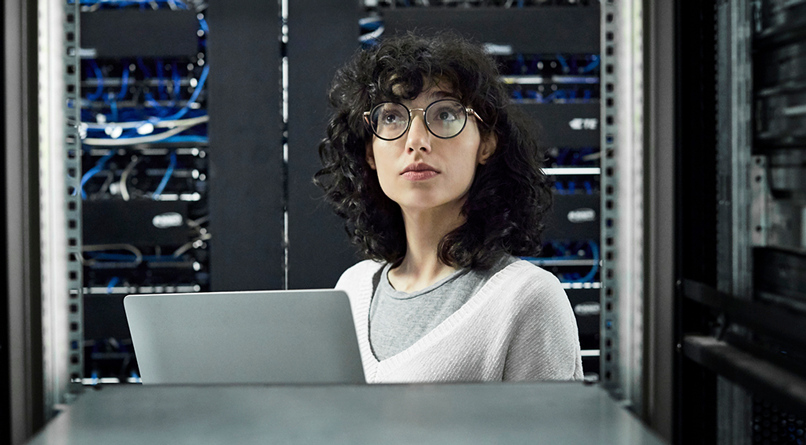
xmin=368 ymin=256 xmax=518 ymax=361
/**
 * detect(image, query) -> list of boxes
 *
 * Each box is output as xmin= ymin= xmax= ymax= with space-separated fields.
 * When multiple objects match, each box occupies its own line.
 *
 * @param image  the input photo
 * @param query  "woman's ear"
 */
xmin=477 ymin=133 xmax=498 ymax=165
xmin=365 ymin=142 xmax=376 ymax=170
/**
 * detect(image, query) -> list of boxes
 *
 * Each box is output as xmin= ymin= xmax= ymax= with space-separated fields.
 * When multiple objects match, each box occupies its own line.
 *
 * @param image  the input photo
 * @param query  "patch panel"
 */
xmin=498 ymin=53 xmax=600 ymax=77
xmin=80 ymin=147 xmax=208 ymax=200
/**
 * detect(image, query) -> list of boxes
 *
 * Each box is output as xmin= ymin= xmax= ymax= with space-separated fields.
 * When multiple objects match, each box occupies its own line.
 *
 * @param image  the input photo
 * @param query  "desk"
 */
xmin=27 ymin=382 xmax=665 ymax=444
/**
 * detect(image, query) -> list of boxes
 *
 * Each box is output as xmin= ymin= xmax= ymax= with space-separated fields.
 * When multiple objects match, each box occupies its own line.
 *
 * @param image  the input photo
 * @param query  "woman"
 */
xmin=315 ymin=32 xmax=583 ymax=383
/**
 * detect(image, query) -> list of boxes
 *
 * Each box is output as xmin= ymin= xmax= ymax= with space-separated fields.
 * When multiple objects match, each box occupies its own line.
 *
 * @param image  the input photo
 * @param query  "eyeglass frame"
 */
xmin=362 ymin=98 xmax=485 ymax=141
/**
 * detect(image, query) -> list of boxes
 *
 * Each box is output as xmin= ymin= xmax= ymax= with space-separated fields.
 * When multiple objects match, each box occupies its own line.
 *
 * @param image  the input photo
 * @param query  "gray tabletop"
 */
xmin=27 ymin=382 xmax=666 ymax=445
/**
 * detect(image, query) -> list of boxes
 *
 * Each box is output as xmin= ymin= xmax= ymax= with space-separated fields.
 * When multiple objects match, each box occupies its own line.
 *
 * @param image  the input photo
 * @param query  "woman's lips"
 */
xmin=401 ymin=170 xmax=439 ymax=180
xmin=401 ymin=162 xmax=439 ymax=180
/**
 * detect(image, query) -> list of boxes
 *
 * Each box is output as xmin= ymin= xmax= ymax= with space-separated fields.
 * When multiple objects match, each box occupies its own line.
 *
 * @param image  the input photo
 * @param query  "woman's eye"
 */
xmin=380 ymin=111 xmax=404 ymax=125
xmin=434 ymin=108 xmax=459 ymax=121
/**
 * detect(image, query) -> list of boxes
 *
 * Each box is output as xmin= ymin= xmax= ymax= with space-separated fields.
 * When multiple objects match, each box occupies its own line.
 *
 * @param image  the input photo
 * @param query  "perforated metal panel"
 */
xmin=63 ymin=0 xmax=84 ymax=397
xmin=752 ymin=399 xmax=805 ymax=445
xmin=599 ymin=0 xmax=619 ymax=394
xmin=600 ymin=0 xmax=645 ymax=409
xmin=39 ymin=0 xmax=84 ymax=413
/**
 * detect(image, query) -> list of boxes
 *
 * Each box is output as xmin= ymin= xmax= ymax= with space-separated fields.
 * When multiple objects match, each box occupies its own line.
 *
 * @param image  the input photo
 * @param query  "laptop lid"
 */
xmin=123 ymin=289 xmax=365 ymax=385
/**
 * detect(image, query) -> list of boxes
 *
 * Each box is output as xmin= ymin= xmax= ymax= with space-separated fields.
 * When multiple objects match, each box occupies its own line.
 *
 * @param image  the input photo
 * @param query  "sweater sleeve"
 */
xmin=502 ymin=269 xmax=584 ymax=382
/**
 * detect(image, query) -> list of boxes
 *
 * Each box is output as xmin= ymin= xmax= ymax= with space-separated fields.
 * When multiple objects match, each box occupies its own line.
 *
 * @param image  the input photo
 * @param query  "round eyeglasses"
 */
xmin=363 ymin=99 xmax=484 ymax=141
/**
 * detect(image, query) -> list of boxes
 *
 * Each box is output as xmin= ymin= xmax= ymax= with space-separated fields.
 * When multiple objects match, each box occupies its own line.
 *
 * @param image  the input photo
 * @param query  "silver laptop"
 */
xmin=124 ymin=289 xmax=365 ymax=385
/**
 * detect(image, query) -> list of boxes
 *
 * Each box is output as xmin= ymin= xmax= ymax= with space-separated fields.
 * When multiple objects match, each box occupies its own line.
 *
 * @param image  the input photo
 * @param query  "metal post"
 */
xmin=715 ymin=0 xmax=754 ymax=443
xmin=38 ymin=0 xmax=83 ymax=420
xmin=6 ymin=0 xmax=45 ymax=442
xmin=600 ymin=0 xmax=646 ymax=413
xmin=644 ymin=0 xmax=675 ymax=439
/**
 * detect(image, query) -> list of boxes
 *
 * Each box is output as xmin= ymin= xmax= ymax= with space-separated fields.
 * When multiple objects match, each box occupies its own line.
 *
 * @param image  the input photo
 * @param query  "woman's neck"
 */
xmin=389 ymin=203 xmax=465 ymax=293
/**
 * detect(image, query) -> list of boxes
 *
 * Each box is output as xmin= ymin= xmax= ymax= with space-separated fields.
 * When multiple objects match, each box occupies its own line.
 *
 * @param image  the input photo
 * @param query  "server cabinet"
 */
xmin=677 ymin=1 xmax=806 ymax=444
xmin=73 ymin=0 xmax=282 ymax=384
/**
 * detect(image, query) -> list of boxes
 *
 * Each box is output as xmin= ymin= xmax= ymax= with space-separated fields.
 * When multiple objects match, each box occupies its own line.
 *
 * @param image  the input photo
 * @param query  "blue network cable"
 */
xmin=80 ymin=7 xmax=208 ymax=144
xmin=117 ymin=62 xmax=130 ymax=100
xmin=88 ymin=253 xmax=185 ymax=263
xmin=106 ymin=277 xmax=120 ymax=294
xmin=162 ymin=135 xmax=209 ymax=143
xmin=152 ymin=151 xmax=177 ymax=199
xmin=560 ymin=241 xmax=600 ymax=283
xmin=79 ymin=150 xmax=116 ymax=199
xmin=556 ymin=54 xmax=569 ymax=74
xmin=198 ymin=16 xmax=209 ymax=34
xmin=169 ymin=62 xmax=181 ymax=106
xmin=75 ymin=0 xmax=188 ymax=7
xmin=155 ymin=58 xmax=167 ymax=101
xmin=110 ymin=99 xmax=119 ymax=121
xmin=580 ymin=55 xmax=600 ymax=74
xmin=359 ymin=17 xmax=382 ymax=32
xmin=136 ymin=57 xmax=166 ymax=113
xmin=163 ymin=63 xmax=209 ymax=121
xmin=86 ymin=60 xmax=105 ymax=102
xmin=576 ymin=241 xmax=600 ymax=283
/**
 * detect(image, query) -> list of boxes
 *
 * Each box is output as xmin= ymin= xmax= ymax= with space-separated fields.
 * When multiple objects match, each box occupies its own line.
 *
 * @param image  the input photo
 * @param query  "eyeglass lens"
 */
xmin=370 ymin=99 xmax=468 ymax=140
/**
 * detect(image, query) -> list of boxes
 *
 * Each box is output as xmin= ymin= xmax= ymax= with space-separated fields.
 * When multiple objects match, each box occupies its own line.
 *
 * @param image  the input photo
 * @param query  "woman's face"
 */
xmin=365 ymin=85 xmax=496 ymax=216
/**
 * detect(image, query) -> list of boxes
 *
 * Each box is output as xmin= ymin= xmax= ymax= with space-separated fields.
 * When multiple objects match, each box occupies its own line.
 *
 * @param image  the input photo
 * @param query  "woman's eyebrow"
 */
xmin=428 ymin=90 xmax=454 ymax=100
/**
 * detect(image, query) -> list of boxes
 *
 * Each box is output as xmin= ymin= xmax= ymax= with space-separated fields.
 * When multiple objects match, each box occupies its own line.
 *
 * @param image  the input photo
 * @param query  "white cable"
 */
xmin=83 ymin=115 xmax=209 ymax=130
xmin=186 ymin=215 xmax=210 ymax=229
xmin=120 ymin=156 xmax=140 ymax=201
xmin=172 ymin=232 xmax=212 ymax=258
xmin=359 ymin=25 xmax=384 ymax=42
xmin=82 ymin=122 xmax=203 ymax=146
xmin=82 ymin=244 xmax=144 ymax=267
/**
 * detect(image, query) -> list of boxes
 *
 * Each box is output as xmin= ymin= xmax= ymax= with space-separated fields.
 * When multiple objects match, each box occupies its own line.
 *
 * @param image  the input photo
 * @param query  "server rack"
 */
xmin=69 ymin=0 xmax=283 ymax=385
xmin=16 ymin=0 xmax=663 ymax=441
xmin=677 ymin=0 xmax=806 ymax=444
xmin=77 ymin=2 xmax=210 ymax=384
xmin=380 ymin=2 xmax=602 ymax=379
xmin=74 ymin=0 xmax=213 ymax=384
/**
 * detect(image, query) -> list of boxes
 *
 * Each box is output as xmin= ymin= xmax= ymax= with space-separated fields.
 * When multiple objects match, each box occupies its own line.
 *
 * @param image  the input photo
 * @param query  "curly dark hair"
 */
xmin=315 ymin=31 xmax=551 ymax=270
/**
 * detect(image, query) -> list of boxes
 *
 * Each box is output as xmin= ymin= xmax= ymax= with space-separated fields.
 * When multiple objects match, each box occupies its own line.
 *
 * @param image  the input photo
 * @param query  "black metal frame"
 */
xmin=684 ymin=280 xmax=806 ymax=351
xmin=206 ymin=0 xmax=284 ymax=291
xmin=286 ymin=0 xmax=361 ymax=290
xmin=1 ymin=3 xmax=8 ymax=442
xmin=383 ymin=7 xmax=599 ymax=54
xmin=674 ymin=0 xmax=719 ymax=443
xmin=683 ymin=335 xmax=806 ymax=419
xmin=674 ymin=2 xmax=806 ymax=442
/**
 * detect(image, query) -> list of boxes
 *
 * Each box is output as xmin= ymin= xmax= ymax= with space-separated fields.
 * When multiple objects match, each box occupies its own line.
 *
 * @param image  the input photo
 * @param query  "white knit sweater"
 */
xmin=336 ymin=259 xmax=584 ymax=384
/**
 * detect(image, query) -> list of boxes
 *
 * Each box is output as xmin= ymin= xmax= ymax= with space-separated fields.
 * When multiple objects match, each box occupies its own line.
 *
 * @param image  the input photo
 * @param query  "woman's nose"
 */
xmin=406 ymin=112 xmax=431 ymax=153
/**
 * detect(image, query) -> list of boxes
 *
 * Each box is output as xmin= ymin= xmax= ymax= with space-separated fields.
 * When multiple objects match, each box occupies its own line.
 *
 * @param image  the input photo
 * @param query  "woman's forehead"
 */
xmin=380 ymin=75 xmax=456 ymax=99
xmin=382 ymin=76 xmax=458 ymax=101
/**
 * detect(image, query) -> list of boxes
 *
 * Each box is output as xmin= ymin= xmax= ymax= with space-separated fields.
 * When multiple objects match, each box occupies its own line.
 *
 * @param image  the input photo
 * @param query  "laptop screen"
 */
xmin=124 ymin=289 xmax=365 ymax=384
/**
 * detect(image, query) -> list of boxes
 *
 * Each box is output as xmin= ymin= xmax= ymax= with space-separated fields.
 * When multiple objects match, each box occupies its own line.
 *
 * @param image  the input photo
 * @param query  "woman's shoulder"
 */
xmin=486 ymin=258 xmax=569 ymax=309
xmin=495 ymin=258 xmax=564 ymax=288
xmin=335 ymin=259 xmax=385 ymax=289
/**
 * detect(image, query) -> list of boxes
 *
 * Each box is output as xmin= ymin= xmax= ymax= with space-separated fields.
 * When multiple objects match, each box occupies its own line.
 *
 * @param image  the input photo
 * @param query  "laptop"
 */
xmin=123 ymin=289 xmax=365 ymax=385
